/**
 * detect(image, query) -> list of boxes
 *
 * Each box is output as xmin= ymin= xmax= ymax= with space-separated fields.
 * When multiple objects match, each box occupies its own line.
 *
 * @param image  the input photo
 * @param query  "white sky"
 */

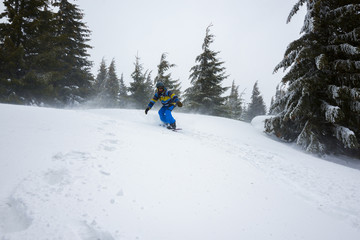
xmin=5 ymin=1 xmax=307 ymax=107
xmin=74 ymin=0 xmax=308 ymax=107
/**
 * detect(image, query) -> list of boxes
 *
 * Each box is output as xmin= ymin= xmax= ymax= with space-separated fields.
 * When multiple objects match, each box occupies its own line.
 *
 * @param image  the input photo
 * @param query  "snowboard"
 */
xmin=159 ymin=124 xmax=182 ymax=131
xmin=170 ymin=128 xmax=182 ymax=132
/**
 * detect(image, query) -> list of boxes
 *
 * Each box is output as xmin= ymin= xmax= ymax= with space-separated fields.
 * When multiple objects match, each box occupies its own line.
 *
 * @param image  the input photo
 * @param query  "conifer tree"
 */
xmin=145 ymin=70 xmax=153 ymax=99
xmin=225 ymin=80 xmax=243 ymax=120
xmin=118 ymin=73 xmax=128 ymax=107
xmin=0 ymin=0 xmax=93 ymax=106
xmin=103 ymin=59 xmax=120 ymax=107
xmin=52 ymin=0 xmax=93 ymax=105
xmin=0 ymin=0 xmax=54 ymax=104
xmin=265 ymin=0 xmax=360 ymax=156
xmin=245 ymin=81 xmax=266 ymax=122
xmin=184 ymin=24 xmax=229 ymax=116
xmin=26 ymin=4 xmax=61 ymax=104
xmin=91 ymin=58 xmax=107 ymax=106
xmin=128 ymin=55 xmax=153 ymax=108
xmin=93 ymin=58 xmax=107 ymax=94
xmin=269 ymin=84 xmax=286 ymax=115
xmin=154 ymin=53 xmax=181 ymax=96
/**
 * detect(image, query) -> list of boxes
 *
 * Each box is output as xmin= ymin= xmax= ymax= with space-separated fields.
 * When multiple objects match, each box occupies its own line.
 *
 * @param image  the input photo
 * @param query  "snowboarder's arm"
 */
xmin=148 ymin=93 xmax=159 ymax=109
xmin=168 ymin=91 xmax=182 ymax=107
xmin=167 ymin=91 xmax=179 ymax=103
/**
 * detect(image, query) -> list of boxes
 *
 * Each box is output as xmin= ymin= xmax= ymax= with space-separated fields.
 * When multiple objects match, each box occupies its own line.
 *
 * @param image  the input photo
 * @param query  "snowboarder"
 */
xmin=145 ymin=82 xmax=183 ymax=129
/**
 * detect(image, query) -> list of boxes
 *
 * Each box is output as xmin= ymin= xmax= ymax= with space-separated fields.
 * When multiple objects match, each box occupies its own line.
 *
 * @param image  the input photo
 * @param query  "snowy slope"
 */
xmin=0 ymin=103 xmax=359 ymax=240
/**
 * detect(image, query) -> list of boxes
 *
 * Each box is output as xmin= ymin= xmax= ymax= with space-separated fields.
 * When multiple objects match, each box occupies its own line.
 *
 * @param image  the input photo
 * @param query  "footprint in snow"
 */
xmin=98 ymin=139 xmax=120 ymax=152
xmin=43 ymin=168 xmax=71 ymax=186
xmin=76 ymin=221 xmax=116 ymax=240
xmin=52 ymin=151 xmax=93 ymax=164
xmin=0 ymin=197 xmax=33 ymax=234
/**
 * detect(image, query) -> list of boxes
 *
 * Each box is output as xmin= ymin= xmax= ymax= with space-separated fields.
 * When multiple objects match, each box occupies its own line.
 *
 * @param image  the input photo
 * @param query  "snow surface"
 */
xmin=0 ymin=103 xmax=360 ymax=240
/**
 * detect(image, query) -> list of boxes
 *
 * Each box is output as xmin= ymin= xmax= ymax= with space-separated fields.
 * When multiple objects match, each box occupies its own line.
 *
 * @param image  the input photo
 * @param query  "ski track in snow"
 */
xmin=0 ymin=106 xmax=359 ymax=239
xmin=185 ymin=125 xmax=360 ymax=230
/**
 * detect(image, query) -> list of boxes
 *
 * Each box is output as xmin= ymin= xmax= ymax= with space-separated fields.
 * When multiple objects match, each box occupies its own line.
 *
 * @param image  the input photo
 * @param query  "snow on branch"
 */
xmin=321 ymin=101 xmax=344 ymax=123
xmin=331 ymin=28 xmax=360 ymax=44
xmin=328 ymin=85 xmax=340 ymax=99
xmin=282 ymin=90 xmax=303 ymax=121
xmin=296 ymin=121 xmax=325 ymax=154
xmin=274 ymin=50 xmax=298 ymax=73
xmin=294 ymin=46 xmax=314 ymax=64
xmin=289 ymin=96 xmax=306 ymax=120
xmin=336 ymin=73 xmax=360 ymax=84
xmin=315 ymin=54 xmax=328 ymax=70
xmin=301 ymin=11 xmax=314 ymax=33
xmin=274 ymin=34 xmax=316 ymax=74
xmin=326 ymin=44 xmax=359 ymax=55
xmin=327 ymin=86 xmax=360 ymax=109
xmin=350 ymin=88 xmax=360 ymax=99
xmin=349 ymin=89 xmax=360 ymax=112
xmin=328 ymin=4 xmax=360 ymax=18
xmin=352 ymin=101 xmax=360 ymax=113
xmin=328 ymin=85 xmax=360 ymax=99
xmin=287 ymin=0 xmax=307 ymax=24
xmin=274 ymin=38 xmax=307 ymax=73
xmin=340 ymin=44 xmax=359 ymax=55
xmin=332 ymin=60 xmax=360 ymax=72
xmin=334 ymin=125 xmax=359 ymax=149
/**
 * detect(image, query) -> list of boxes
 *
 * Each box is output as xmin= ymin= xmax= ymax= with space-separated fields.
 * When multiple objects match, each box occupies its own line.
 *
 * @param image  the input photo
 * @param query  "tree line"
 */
xmin=0 ymin=0 xmax=265 ymax=120
xmin=90 ymin=25 xmax=266 ymax=122
xmin=1 ymin=0 xmax=358 ymax=157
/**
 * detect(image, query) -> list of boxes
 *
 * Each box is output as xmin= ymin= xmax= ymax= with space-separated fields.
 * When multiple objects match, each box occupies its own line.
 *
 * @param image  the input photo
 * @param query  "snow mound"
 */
xmin=251 ymin=115 xmax=270 ymax=131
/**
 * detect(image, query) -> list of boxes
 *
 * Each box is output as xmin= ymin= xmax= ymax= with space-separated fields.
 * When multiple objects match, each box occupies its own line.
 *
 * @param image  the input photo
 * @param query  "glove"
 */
xmin=145 ymin=107 xmax=150 ymax=114
xmin=176 ymin=101 xmax=183 ymax=107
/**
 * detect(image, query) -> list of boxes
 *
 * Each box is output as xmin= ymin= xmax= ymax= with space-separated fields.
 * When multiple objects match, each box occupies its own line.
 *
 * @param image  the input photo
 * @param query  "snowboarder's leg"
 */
xmin=165 ymin=111 xmax=175 ymax=124
xmin=158 ymin=106 xmax=167 ymax=124
xmin=165 ymin=106 xmax=176 ymax=129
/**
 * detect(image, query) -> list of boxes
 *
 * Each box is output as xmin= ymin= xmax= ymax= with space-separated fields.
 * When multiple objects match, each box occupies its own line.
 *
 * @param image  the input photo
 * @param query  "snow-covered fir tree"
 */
xmin=265 ymin=0 xmax=360 ymax=156
xmin=225 ymin=80 xmax=243 ymax=120
xmin=154 ymin=53 xmax=181 ymax=96
xmin=245 ymin=81 xmax=266 ymax=122
xmin=184 ymin=24 xmax=229 ymax=116
xmin=128 ymin=55 xmax=153 ymax=109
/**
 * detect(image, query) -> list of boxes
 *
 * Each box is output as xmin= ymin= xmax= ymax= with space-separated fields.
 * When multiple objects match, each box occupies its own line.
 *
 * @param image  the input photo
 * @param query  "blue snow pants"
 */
xmin=158 ymin=105 xmax=175 ymax=125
